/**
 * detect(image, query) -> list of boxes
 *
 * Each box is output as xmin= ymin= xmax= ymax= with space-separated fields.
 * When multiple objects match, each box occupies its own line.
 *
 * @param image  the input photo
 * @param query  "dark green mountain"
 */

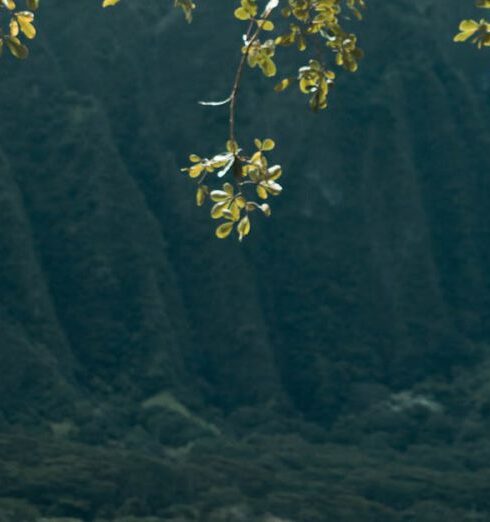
xmin=1 ymin=1 xmax=490 ymax=520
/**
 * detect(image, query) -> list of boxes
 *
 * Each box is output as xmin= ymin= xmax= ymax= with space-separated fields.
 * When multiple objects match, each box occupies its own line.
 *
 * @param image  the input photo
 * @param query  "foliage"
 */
xmin=0 ymin=2 xmax=489 ymax=518
xmin=0 ymin=0 xmax=365 ymax=240
xmin=454 ymin=0 xmax=490 ymax=47
xmin=3 ymin=423 xmax=490 ymax=521
xmin=1 ymin=0 xmax=488 ymax=240
xmin=161 ymin=0 xmax=365 ymax=240
xmin=0 ymin=0 xmax=38 ymax=59
xmin=181 ymin=139 xmax=278 ymax=241
xmin=187 ymin=0 xmax=365 ymax=240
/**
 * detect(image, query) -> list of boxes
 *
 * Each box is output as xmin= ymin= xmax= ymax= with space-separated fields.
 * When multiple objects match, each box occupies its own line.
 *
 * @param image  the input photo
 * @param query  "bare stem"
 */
xmin=229 ymin=20 xmax=256 ymax=144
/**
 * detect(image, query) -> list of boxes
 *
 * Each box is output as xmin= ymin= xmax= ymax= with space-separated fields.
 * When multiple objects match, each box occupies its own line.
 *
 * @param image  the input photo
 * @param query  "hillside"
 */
xmin=0 ymin=1 xmax=490 ymax=520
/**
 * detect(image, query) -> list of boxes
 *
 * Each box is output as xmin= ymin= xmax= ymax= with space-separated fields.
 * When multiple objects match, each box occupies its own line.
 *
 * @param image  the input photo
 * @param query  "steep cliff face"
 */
xmin=0 ymin=0 xmax=486 ymax=417
xmin=1 ymin=1 xmax=490 ymax=519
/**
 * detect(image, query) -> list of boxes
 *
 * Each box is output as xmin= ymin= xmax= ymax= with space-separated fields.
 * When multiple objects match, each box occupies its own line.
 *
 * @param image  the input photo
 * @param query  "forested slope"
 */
xmin=0 ymin=1 xmax=490 ymax=520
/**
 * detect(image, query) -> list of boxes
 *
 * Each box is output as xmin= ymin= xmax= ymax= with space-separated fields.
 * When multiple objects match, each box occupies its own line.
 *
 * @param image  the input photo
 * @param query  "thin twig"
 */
xmin=229 ymin=19 xmax=256 ymax=144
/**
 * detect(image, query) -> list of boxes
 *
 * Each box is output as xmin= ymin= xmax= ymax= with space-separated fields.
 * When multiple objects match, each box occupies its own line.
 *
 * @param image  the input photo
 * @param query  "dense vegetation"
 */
xmin=0 ymin=1 xmax=490 ymax=521
xmin=1 ymin=0 xmax=488 ymax=242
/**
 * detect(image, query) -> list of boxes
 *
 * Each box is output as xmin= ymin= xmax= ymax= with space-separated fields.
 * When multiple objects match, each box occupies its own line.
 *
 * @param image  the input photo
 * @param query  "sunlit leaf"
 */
xmin=26 ymin=0 xmax=39 ymax=10
xmin=216 ymin=221 xmax=234 ymax=239
xmin=5 ymin=36 xmax=28 ymax=59
xmin=237 ymin=215 xmax=251 ymax=241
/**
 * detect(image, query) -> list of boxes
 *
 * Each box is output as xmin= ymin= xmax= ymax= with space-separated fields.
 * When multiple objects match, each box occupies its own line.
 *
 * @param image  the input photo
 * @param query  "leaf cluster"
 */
xmin=182 ymin=139 xmax=281 ymax=241
xmin=180 ymin=0 xmax=366 ymax=240
xmin=0 ymin=0 xmax=38 ymax=60
xmin=233 ymin=0 xmax=365 ymax=110
xmin=3 ymin=0 xmax=490 ymax=241
xmin=455 ymin=0 xmax=490 ymax=48
xmin=2 ymin=0 xmax=367 ymax=240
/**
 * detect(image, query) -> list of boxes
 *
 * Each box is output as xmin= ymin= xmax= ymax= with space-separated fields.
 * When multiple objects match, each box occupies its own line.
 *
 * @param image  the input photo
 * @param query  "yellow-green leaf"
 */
xmin=257 ymin=184 xmax=268 ymax=199
xmin=234 ymin=6 xmax=251 ymax=20
xmin=16 ymin=14 xmax=36 ymax=40
xmin=262 ymin=138 xmax=275 ymax=151
xmin=235 ymin=196 xmax=246 ymax=209
xmin=267 ymin=165 xmax=282 ymax=179
xmin=237 ymin=215 xmax=251 ymax=241
xmin=188 ymin=164 xmax=205 ymax=178
xmin=6 ymin=36 xmax=28 ymax=59
xmin=229 ymin=201 xmax=241 ymax=221
xmin=2 ymin=0 xmax=16 ymax=10
xmin=258 ymin=19 xmax=274 ymax=31
xmin=196 ymin=186 xmax=207 ymax=206
xmin=9 ymin=19 xmax=19 ymax=37
xmin=26 ymin=0 xmax=39 ymax=10
xmin=211 ymin=201 xmax=227 ymax=219
xmin=216 ymin=222 xmax=234 ymax=239
xmin=261 ymin=57 xmax=277 ymax=77
xmin=454 ymin=19 xmax=480 ymax=41
xmin=223 ymin=182 xmax=234 ymax=196
xmin=274 ymin=78 xmax=292 ymax=92
xmin=210 ymin=190 xmax=231 ymax=202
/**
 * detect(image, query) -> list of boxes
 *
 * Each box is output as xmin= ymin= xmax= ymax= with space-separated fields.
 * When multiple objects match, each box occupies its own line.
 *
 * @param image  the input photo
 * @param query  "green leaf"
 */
xmin=6 ymin=36 xmax=28 ymax=59
xmin=216 ymin=222 xmax=234 ymax=239
xmin=274 ymin=78 xmax=292 ymax=92
xmin=237 ymin=215 xmax=251 ymax=241
xmin=262 ymin=138 xmax=275 ymax=151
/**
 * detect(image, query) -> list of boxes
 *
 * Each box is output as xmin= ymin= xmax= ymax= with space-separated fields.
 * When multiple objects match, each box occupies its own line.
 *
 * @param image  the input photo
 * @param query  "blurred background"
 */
xmin=1 ymin=0 xmax=490 ymax=520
